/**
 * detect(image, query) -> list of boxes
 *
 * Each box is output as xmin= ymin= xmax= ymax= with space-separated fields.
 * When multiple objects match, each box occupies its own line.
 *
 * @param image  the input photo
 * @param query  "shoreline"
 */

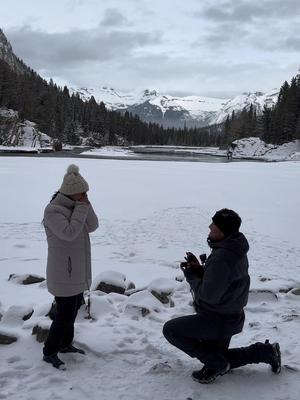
xmin=0 ymin=149 xmax=266 ymax=163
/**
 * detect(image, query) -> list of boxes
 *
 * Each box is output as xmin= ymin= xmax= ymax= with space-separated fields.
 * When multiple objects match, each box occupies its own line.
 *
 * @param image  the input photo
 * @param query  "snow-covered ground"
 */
xmin=0 ymin=157 xmax=299 ymax=400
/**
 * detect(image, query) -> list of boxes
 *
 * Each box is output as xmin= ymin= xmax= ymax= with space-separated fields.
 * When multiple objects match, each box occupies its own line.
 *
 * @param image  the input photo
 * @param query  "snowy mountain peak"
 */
xmin=72 ymin=85 xmax=278 ymax=128
xmin=143 ymin=89 xmax=159 ymax=98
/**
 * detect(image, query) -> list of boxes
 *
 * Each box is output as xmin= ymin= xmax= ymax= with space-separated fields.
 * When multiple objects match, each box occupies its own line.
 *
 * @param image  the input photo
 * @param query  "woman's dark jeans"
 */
xmin=43 ymin=293 xmax=84 ymax=356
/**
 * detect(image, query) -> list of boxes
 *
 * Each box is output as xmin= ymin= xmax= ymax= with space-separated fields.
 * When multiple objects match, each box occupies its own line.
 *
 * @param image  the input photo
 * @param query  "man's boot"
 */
xmin=261 ymin=340 xmax=281 ymax=373
xmin=43 ymin=353 xmax=66 ymax=370
xmin=59 ymin=344 xmax=85 ymax=354
xmin=226 ymin=340 xmax=281 ymax=373
xmin=192 ymin=363 xmax=230 ymax=384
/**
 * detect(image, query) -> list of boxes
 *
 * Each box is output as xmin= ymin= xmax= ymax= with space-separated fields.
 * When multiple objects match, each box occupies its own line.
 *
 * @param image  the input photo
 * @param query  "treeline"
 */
xmin=224 ymin=75 xmax=300 ymax=145
xmin=1 ymin=55 xmax=299 ymax=147
xmin=0 ymin=59 xmax=223 ymax=147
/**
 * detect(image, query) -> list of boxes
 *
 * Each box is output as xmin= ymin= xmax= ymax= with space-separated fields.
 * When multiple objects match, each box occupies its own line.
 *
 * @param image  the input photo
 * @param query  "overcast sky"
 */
xmin=1 ymin=0 xmax=299 ymax=98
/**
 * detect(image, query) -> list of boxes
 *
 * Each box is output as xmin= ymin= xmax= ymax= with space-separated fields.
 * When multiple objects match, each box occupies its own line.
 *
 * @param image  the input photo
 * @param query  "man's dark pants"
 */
xmin=43 ymin=293 xmax=83 ymax=356
xmin=163 ymin=312 xmax=264 ymax=370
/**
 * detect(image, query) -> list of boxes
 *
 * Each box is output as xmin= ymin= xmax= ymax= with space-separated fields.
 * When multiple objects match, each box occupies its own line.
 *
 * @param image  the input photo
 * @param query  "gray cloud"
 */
xmin=193 ymin=22 xmax=250 ymax=47
xmin=191 ymin=0 xmax=300 ymax=51
xmin=2 ymin=0 xmax=299 ymax=97
xmin=259 ymin=35 xmax=300 ymax=52
xmin=285 ymin=37 xmax=300 ymax=51
xmin=199 ymin=0 xmax=300 ymax=23
xmin=7 ymin=25 xmax=161 ymax=69
xmin=101 ymin=8 xmax=128 ymax=27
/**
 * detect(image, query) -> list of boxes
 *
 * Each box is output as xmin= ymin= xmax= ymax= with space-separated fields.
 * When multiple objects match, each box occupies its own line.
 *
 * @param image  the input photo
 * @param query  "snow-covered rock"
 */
xmin=125 ymin=279 xmax=136 ymax=290
xmin=231 ymin=137 xmax=300 ymax=161
xmin=147 ymin=278 xmax=179 ymax=294
xmin=1 ymin=305 xmax=33 ymax=327
xmin=123 ymin=290 xmax=163 ymax=317
xmin=88 ymin=293 xmax=117 ymax=320
xmin=8 ymin=274 xmax=45 ymax=285
xmin=147 ymin=278 xmax=179 ymax=305
xmin=91 ymin=271 xmax=126 ymax=294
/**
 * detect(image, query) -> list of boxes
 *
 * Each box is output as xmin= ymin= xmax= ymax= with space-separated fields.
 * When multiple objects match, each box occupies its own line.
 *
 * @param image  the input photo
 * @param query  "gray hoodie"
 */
xmin=43 ymin=193 xmax=99 ymax=297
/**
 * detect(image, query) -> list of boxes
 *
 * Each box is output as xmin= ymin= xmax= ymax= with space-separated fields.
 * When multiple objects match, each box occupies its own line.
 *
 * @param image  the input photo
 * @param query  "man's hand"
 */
xmin=185 ymin=252 xmax=201 ymax=268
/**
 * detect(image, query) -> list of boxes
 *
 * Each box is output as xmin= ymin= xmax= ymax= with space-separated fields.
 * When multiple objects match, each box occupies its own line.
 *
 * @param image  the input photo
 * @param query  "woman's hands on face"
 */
xmin=79 ymin=193 xmax=89 ymax=204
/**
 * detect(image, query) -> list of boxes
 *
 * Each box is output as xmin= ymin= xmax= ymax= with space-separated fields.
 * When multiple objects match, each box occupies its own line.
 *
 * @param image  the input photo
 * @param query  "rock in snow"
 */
xmin=147 ymin=278 xmax=178 ymax=305
xmin=32 ymin=325 xmax=49 ymax=343
xmin=91 ymin=271 xmax=126 ymax=294
xmin=8 ymin=274 xmax=45 ymax=285
xmin=1 ymin=305 xmax=34 ymax=326
xmin=0 ymin=332 xmax=18 ymax=345
xmin=123 ymin=290 xmax=164 ymax=317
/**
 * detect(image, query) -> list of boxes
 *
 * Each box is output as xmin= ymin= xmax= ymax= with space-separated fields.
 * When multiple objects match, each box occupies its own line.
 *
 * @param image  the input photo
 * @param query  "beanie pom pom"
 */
xmin=66 ymin=164 xmax=79 ymax=175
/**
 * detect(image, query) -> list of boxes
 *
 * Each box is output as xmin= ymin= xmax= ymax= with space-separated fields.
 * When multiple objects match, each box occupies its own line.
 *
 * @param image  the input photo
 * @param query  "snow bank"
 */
xmin=232 ymin=137 xmax=300 ymax=161
xmin=88 ymin=294 xmax=117 ymax=320
xmin=82 ymin=146 xmax=136 ymax=157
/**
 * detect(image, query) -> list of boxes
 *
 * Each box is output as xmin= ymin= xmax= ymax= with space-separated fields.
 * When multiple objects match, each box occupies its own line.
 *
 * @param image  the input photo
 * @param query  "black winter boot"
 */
xmin=192 ymin=363 xmax=230 ymax=384
xmin=226 ymin=340 xmax=281 ymax=373
xmin=263 ymin=340 xmax=281 ymax=374
xmin=59 ymin=344 xmax=85 ymax=354
xmin=43 ymin=353 xmax=66 ymax=370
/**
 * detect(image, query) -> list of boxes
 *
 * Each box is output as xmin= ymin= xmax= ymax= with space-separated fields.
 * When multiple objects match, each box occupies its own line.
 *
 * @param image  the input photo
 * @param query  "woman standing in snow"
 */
xmin=42 ymin=164 xmax=99 ymax=370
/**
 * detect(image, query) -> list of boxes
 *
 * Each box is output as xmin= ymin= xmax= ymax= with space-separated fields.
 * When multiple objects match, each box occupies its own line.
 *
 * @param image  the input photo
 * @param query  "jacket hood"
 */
xmin=209 ymin=232 xmax=249 ymax=256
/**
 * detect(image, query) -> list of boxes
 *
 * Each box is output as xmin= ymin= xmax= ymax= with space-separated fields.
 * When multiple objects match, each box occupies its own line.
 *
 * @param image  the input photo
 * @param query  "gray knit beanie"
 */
xmin=59 ymin=164 xmax=89 ymax=195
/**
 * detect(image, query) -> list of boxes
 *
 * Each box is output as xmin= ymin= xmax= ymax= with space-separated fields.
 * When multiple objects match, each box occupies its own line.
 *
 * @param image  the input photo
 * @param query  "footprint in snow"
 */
xmin=147 ymin=361 xmax=172 ymax=374
xmin=6 ymin=356 xmax=21 ymax=364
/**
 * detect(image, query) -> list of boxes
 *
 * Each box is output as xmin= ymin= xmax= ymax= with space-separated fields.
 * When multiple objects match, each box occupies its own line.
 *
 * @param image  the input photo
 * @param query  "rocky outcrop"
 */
xmin=0 ymin=109 xmax=51 ymax=147
xmin=0 ymin=29 xmax=28 ymax=74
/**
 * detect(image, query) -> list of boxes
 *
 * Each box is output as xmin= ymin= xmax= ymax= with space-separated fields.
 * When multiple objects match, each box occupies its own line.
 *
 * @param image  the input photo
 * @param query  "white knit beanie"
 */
xmin=59 ymin=164 xmax=89 ymax=195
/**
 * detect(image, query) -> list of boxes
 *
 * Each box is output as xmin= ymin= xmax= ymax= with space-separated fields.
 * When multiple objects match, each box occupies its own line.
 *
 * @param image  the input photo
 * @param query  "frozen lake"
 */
xmin=0 ymin=156 xmax=299 ymax=400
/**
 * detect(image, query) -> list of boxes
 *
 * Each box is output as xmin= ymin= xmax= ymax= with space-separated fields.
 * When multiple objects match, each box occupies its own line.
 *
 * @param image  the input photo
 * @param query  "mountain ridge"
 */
xmin=71 ymin=86 xmax=279 ymax=129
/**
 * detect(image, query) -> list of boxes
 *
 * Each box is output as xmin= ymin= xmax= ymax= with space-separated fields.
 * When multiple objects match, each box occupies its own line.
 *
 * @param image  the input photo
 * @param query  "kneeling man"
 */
xmin=163 ymin=209 xmax=281 ymax=384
